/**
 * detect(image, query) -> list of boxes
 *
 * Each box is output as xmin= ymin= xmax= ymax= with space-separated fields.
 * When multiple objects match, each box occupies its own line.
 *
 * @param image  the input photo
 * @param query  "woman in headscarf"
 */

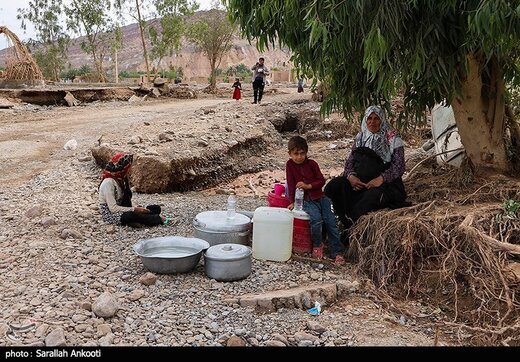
xmin=324 ymin=105 xmax=408 ymax=244
xmin=98 ymin=153 xmax=169 ymax=227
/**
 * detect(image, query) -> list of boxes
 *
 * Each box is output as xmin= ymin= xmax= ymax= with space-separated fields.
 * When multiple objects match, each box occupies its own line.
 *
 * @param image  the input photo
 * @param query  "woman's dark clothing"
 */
xmin=121 ymin=205 xmax=163 ymax=227
xmin=325 ymin=146 xmax=407 ymax=227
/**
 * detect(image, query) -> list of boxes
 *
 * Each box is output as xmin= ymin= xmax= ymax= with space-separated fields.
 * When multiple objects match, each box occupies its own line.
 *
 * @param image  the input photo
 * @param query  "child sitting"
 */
xmin=285 ymin=136 xmax=345 ymax=264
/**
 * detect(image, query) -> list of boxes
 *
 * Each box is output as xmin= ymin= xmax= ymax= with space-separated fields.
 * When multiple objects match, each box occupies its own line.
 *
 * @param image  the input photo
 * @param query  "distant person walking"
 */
xmin=298 ymin=77 xmax=304 ymax=93
xmin=251 ymin=57 xmax=269 ymax=104
xmin=232 ymin=78 xmax=242 ymax=100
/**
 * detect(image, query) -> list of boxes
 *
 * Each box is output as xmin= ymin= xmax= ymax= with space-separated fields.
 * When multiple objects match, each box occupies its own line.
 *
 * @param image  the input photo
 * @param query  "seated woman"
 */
xmin=98 ymin=153 xmax=170 ymax=227
xmin=324 ymin=105 xmax=408 ymax=243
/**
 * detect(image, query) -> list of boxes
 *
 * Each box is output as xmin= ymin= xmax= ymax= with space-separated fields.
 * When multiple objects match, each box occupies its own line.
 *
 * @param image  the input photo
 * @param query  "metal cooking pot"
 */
xmin=204 ymin=243 xmax=252 ymax=282
xmin=193 ymin=211 xmax=251 ymax=246
xmin=133 ymin=236 xmax=210 ymax=274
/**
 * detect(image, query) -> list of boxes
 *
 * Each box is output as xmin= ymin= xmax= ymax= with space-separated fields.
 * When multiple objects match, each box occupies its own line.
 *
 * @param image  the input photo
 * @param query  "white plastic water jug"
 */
xmin=252 ymin=207 xmax=294 ymax=262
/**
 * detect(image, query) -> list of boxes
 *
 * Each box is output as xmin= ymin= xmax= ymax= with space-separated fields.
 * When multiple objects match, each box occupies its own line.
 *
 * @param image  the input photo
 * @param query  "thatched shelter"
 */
xmin=0 ymin=26 xmax=43 ymax=81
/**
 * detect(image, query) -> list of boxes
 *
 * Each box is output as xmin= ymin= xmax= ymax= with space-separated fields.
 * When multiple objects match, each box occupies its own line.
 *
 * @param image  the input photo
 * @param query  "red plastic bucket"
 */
xmin=292 ymin=211 xmax=312 ymax=254
xmin=267 ymin=191 xmax=291 ymax=208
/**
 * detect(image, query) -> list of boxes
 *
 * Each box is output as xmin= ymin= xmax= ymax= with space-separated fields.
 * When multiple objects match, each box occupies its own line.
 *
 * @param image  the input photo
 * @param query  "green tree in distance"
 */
xmin=18 ymin=0 xmax=70 ymax=81
xmin=224 ymin=0 xmax=520 ymax=174
xmin=65 ymin=0 xmax=118 ymax=82
xmin=149 ymin=0 xmax=198 ymax=80
xmin=187 ymin=4 xmax=236 ymax=91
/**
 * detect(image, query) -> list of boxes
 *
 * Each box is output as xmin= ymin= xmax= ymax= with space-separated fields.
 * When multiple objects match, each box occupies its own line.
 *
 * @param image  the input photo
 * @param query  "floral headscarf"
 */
xmin=354 ymin=106 xmax=404 ymax=163
xmin=102 ymin=153 xmax=133 ymax=181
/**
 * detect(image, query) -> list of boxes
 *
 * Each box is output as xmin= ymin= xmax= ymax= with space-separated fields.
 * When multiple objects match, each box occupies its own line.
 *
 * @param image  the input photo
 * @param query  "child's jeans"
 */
xmin=303 ymin=196 xmax=344 ymax=257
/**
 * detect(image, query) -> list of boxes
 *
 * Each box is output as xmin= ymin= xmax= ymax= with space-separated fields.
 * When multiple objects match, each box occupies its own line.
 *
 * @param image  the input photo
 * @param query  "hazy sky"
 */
xmin=0 ymin=0 xmax=214 ymax=49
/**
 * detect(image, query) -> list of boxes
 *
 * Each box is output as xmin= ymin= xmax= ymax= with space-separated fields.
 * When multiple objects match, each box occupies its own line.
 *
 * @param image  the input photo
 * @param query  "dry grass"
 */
xmin=349 ymin=168 xmax=520 ymax=345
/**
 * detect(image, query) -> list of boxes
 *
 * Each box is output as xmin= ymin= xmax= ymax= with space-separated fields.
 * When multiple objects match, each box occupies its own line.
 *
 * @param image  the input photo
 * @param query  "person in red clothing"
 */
xmin=285 ymin=136 xmax=345 ymax=264
xmin=232 ymin=78 xmax=241 ymax=100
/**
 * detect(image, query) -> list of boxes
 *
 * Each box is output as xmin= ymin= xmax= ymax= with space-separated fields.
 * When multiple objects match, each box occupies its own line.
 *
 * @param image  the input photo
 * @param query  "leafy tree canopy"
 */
xmin=224 ymin=0 xmax=520 ymax=126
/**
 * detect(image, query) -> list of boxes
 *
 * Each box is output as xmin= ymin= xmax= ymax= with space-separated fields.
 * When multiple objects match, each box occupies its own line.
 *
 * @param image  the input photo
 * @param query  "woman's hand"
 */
xmin=295 ymin=182 xmax=311 ymax=190
xmin=347 ymin=175 xmax=366 ymax=191
xmin=366 ymin=175 xmax=384 ymax=189
xmin=134 ymin=206 xmax=150 ymax=213
xmin=287 ymin=203 xmax=294 ymax=210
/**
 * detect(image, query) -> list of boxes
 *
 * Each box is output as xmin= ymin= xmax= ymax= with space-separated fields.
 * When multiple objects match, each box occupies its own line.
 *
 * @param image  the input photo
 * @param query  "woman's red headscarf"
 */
xmin=102 ymin=153 xmax=133 ymax=181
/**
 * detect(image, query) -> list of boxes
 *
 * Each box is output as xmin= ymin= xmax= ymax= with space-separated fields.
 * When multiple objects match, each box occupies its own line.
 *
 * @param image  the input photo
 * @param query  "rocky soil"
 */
xmin=0 ymin=89 xmax=451 ymax=346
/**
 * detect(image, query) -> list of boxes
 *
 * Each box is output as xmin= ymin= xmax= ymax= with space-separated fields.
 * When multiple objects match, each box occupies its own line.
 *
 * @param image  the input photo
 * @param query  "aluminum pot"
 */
xmin=133 ymin=236 xmax=210 ymax=274
xmin=204 ymin=243 xmax=252 ymax=282
xmin=193 ymin=211 xmax=251 ymax=246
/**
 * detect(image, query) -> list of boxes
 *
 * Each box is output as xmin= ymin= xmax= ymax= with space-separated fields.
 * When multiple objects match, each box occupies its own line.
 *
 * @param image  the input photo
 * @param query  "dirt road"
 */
xmin=0 ymin=97 xmax=228 ymax=186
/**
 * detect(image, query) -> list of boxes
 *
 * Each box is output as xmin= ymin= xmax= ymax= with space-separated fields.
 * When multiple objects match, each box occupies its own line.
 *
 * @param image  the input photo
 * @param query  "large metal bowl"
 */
xmin=133 ymin=236 xmax=210 ymax=274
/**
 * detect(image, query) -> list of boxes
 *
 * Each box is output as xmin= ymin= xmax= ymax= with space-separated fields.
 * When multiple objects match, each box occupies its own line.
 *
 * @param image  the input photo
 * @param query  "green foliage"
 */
xmin=60 ymin=65 xmax=93 ymax=80
xmin=223 ymin=0 xmax=520 ymax=126
xmin=503 ymin=199 xmax=520 ymax=219
xmin=186 ymin=8 xmax=236 ymax=88
xmin=63 ymin=0 xmax=118 ymax=82
xmin=225 ymin=63 xmax=251 ymax=80
xmin=18 ymin=0 xmax=70 ymax=81
xmin=118 ymin=70 xmax=147 ymax=78
xmin=148 ymin=0 xmax=198 ymax=76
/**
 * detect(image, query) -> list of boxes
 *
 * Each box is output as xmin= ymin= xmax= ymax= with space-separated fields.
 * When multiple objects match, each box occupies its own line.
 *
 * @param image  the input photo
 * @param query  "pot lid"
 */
xmin=205 ymin=243 xmax=252 ymax=261
xmin=193 ymin=211 xmax=251 ymax=232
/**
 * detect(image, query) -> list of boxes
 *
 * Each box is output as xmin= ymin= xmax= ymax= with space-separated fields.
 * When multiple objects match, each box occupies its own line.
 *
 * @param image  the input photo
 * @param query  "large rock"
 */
xmin=91 ymin=121 xmax=282 ymax=193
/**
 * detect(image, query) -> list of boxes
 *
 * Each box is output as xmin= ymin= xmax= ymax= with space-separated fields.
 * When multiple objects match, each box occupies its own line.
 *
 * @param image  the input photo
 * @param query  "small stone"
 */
xmin=25 ymin=205 xmax=43 ymax=218
xmin=211 ymin=282 xmax=224 ymax=290
xmin=92 ymin=292 xmax=118 ymax=318
xmin=60 ymin=228 xmax=82 ymax=239
xmin=272 ymin=333 xmax=289 ymax=345
xmin=266 ymin=340 xmax=286 ymax=347
xmin=158 ymin=133 xmax=172 ymax=142
xmin=234 ymin=328 xmax=246 ymax=336
xmin=35 ymin=324 xmax=49 ymax=338
xmin=45 ymin=328 xmax=66 ymax=346
xmin=128 ymin=135 xmax=142 ymax=144
xmin=139 ymin=272 xmax=157 ymax=286
xmin=41 ymin=216 xmax=57 ymax=227
xmin=310 ymin=272 xmax=320 ymax=280
xmin=306 ymin=320 xmax=327 ymax=335
xmin=128 ymin=289 xmax=145 ymax=302
xmin=99 ymin=333 xmax=114 ymax=346
xmin=97 ymin=324 xmax=112 ymax=337
xmin=298 ymin=340 xmax=314 ymax=347
xmin=294 ymin=331 xmax=319 ymax=343
xmin=226 ymin=336 xmax=246 ymax=347
xmin=78 ymin=301 xmax=92 ymax=311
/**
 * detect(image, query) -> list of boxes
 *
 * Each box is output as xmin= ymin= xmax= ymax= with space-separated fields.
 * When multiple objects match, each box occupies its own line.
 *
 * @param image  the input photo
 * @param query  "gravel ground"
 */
xmin=0 ymin=94 xmax=448 ymax=347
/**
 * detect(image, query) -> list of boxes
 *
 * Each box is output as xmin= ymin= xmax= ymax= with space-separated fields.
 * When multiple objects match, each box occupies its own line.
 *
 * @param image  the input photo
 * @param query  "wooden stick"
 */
xmin=404 ymin=148 xmax=465 ymax=180
xmin=459 ymin=215 xmax=520 ymax=255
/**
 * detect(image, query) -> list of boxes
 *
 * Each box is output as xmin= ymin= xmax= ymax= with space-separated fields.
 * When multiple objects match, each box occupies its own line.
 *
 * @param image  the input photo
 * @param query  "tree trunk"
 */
xmin=136 ymin=0 xmax=150 ymax=83
xmin=451 ymin=53 xmax=509 ymax=174
xmin=208 ymin=56 xmax=217 ymax=91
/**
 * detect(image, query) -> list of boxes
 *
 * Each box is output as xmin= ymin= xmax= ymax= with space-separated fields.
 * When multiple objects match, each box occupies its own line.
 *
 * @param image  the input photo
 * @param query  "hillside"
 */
xmin=0 ymin=16 xmax=293 ymax=82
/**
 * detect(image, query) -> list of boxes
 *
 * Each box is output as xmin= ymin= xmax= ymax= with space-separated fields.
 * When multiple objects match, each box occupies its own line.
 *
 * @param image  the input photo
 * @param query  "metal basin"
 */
xmin=133 ymin=236 xmax=210 ymax=274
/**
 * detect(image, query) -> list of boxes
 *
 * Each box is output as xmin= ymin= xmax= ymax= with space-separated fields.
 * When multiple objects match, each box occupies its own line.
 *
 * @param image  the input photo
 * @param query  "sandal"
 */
xmin=334 ymin=255 xmax=346 ymax=265
xmin=312 ymin=246 xmax=323 ymax=259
